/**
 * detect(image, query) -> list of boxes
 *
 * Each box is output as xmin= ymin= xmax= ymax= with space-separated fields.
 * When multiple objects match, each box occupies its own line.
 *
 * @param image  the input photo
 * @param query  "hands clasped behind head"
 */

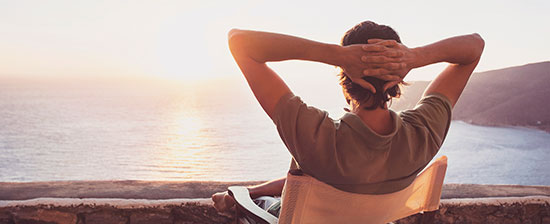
xmin=341 ymin=39 xmax=410 ymax=93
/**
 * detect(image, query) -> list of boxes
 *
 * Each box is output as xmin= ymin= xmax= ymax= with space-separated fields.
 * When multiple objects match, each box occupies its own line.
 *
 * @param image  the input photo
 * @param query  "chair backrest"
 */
xmin=278 ymin=156 xmax=447 ymax=224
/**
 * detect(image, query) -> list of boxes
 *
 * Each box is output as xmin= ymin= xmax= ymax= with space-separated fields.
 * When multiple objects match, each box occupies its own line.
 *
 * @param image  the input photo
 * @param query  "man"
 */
xmin=213 ymin=20 xmax=484 ymax=216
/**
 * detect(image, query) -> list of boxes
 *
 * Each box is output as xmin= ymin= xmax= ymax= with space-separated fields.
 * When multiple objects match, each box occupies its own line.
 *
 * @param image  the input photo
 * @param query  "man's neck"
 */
xmin=352 ymin=104 xmax=394 ymax=135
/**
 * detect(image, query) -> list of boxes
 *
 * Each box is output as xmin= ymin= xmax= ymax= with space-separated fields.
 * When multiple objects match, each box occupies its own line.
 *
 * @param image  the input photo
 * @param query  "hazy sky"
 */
xmin=1 ymin=0 xmax=549 ymax=81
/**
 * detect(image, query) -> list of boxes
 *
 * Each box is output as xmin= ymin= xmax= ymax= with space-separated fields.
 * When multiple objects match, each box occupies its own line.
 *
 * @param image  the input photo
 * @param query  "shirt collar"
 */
xmin=340 ymin=110 xmax=401 ymax=147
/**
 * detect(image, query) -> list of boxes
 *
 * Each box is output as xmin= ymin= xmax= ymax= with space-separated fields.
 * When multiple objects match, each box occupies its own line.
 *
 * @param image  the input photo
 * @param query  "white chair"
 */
xmin=229 ymin=156 xmax=448 ymax=224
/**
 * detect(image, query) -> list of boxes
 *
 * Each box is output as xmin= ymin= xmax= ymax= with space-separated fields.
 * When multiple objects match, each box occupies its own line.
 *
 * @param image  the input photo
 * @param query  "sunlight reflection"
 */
xmin=151 ymin=108 xmax=213 ymax=180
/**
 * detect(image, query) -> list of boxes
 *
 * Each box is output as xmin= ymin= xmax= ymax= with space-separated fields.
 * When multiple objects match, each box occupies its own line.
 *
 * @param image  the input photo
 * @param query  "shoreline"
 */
xmin=455 ymin=119 xmax=550 ymax=133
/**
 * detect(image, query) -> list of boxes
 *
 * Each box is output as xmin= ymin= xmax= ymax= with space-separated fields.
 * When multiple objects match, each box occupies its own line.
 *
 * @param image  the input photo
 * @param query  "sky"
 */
xmin=0 ymin=0 xmax=549 ymax=82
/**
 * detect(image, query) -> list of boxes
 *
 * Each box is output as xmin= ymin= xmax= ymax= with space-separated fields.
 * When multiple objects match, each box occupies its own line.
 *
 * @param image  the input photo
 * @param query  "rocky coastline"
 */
xmin=459 ymin=120 xmax=550 ymax=134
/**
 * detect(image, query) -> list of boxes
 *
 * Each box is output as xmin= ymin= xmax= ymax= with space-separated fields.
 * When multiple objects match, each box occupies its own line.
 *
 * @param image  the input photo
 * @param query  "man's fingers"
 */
xmin=352 ymin=78 xmax=376 ymax=93
xmin=212 ymin=192 xmax=229 ymax=212
xmin=361 ymin=55 xmax=401 ymax=64
xmin=363 ymin=68 xmax=392 ymax=76
xmin=350 ymin=75 xmax=400 ymax=93
xmin=362 ymin=44 xmax=385 ymax=52
xmin=368 ymin=39 xmax=398 ymax=47
xmin=380 ymin=62 xmax=407 ymax=70
xmin=364 ymin=49 xmax=403 ymax=58
xmin=377 ymin=40 xmax=398 ymax=47
xmin=383 ymin=80 xmax=401 ymax=91
xmin=367 ymin=39 xmax=385 ymax=44
xmin=385 ymin=50 xmax=404 ymax=58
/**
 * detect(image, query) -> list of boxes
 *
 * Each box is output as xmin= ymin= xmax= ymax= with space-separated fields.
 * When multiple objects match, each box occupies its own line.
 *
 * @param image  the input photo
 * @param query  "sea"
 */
xmin=1 ymin=77 xmax=549 ymax=185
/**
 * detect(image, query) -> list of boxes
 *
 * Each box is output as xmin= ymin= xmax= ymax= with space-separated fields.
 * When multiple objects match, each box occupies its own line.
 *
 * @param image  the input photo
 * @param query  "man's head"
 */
xmin=340 ymin=21 xmax=402 ymax=110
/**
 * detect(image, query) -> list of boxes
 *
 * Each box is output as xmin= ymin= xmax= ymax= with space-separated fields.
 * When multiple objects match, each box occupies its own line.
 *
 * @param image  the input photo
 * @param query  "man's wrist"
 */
xmin=247 ymin=186 xmax=260 ymax=199
xmin=409 ymin=46 xmax=426 ymax=69
xmin=326 ymin=44 xmax=345 ymax=67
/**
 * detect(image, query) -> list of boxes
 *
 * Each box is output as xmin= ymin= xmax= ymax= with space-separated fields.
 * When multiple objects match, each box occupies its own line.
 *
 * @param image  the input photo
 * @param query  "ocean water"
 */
xmin=1 ymin=78 xmax=549 ymax=185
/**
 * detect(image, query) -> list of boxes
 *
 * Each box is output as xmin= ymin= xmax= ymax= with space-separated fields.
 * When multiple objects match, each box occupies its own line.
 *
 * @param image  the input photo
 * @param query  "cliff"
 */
xmin=390 ymin=61 xmax=550 ymax=132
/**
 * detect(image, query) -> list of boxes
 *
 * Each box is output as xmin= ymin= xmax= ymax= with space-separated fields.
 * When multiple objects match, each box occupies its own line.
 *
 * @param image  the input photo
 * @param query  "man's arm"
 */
xmin=412 ymin=34 xmax=485 ymax=107
xmin=367 ymin=34 xmax=485 ymax=107
xmin=247 ymin=176 xmax=286 ymax=198
xmin=228 ymin=29 xmax=403 ymax=118
xmin=211 ymin=177 xmax=286 ymax=212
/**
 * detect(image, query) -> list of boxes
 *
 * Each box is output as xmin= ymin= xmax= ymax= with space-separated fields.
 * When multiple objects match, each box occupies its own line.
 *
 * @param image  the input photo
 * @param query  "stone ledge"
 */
xmin=0 ymin=198 xmax=212 ymax=209
xmin=0 ymin=198 xmax=230 ymax=224
xmin=397 ymin=196 xmax=550 ymax=224
xmin=1 ymin=182 xmax=549 ymax=223
xmin=1 ymin=196 xmax=549 ymax=224
xmin=0 ymin=180 xmax=265 ymax=200
xmin=1 ymin=181 xmax=549 ymax=200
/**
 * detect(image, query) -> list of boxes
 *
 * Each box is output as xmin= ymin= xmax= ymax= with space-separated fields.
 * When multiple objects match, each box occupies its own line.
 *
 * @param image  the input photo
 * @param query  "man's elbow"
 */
xmin=471 ymin=33 xmax=485 ymax=57
xmin=228 ymin=29 xmax=250 ymax=46
xmin=228 ymin=28 xmax=241 ymax=42
xmin=227 ymin=28 xmax=247 ymax=55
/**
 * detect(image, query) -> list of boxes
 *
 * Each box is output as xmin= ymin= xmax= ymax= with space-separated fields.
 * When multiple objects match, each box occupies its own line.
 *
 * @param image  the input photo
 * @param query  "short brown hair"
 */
xmin=339 ymin=21 xmax=402 ymax=110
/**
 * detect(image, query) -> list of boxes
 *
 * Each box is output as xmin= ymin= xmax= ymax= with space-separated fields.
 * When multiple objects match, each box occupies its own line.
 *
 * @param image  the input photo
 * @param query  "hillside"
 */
xmin=390 ymin=61 xmax=550 ymax=132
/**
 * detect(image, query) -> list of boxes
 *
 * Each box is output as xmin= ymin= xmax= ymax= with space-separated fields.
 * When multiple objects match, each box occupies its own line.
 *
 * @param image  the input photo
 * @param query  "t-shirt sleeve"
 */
xmin=400 ymin=93 xmax=453 ymax=149
xmin=271 ymin=93 xmax=336 ymax=171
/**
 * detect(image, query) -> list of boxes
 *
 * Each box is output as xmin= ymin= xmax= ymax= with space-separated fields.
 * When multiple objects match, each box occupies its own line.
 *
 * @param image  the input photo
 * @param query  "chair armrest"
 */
xmin=228 ymin=186 xmax=278 ymax=224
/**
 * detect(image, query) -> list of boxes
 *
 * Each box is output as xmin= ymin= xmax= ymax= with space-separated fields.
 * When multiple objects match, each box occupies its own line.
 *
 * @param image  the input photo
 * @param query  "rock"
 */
xmin=83 ymin=210 xmax=127 ymax=224
xmin=170 ymin=204 xmax=232 ymax=224
xmin=394 ymin=196 xmax=550 ymax=223
xmin=0 ymin=211 xmax=13 ymax=224
xmin=10 ymin=207 xmax=76 ymax=224
xmin=129 ymin=210 xmax=171 ymax=224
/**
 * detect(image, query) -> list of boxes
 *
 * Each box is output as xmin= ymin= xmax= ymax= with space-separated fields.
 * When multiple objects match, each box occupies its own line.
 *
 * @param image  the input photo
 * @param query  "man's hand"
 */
xmin=363 ymin=39 xmax=415 ymax=80
xmin=339 ymin=41 xmax=407 ymax=93
xmin=211 ymin=191 xmax=236 ymax=213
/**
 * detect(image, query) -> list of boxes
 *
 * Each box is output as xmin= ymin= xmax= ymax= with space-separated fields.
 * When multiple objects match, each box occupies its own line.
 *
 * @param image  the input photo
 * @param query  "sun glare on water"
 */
xmin=151 ymin=105 xmax=212 ymax=180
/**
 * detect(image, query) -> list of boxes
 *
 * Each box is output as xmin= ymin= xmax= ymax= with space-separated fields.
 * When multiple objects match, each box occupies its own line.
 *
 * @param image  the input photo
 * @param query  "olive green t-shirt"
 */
xmin=272 ymin=93 xmax=452 ymax=194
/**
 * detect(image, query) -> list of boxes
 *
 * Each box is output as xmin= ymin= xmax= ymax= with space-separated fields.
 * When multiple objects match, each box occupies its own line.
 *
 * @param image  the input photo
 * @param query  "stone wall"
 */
xmin=1 ymin=196 xmax=549 ymax=224
xmin=0 ymin=198 xmax=231 ymax=224
xmin=398 ymin=197 xmax=550 ymax=224
xmin=1 ymin=182 xmax=550 ymax=223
